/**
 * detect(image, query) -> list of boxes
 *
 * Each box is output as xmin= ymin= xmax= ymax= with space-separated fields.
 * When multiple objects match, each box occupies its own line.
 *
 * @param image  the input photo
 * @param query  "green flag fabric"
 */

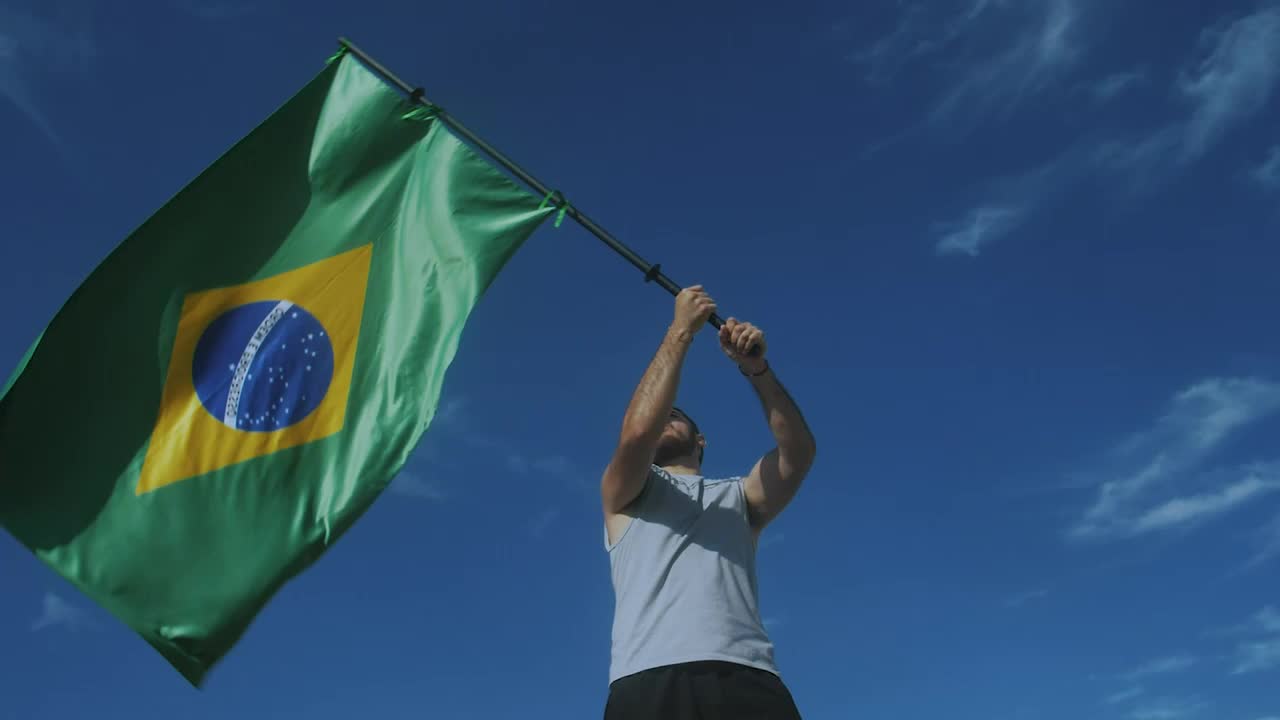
xmin=0 ymin=51 xmax=551 ymax=685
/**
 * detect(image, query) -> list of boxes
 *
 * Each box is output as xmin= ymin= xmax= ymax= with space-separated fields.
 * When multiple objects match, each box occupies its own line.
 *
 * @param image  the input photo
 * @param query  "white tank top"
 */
xmin=604 ymin=465 xmax=778 ymax=684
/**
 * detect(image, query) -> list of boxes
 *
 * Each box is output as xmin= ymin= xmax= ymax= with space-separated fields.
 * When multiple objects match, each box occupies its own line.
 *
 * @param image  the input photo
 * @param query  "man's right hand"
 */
xmin=673 ymin=285 xmax=717 ymax=336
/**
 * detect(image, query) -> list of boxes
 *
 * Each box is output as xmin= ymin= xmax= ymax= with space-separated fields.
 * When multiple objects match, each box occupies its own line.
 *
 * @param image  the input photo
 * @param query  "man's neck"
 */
xmin=661 ymin=461 xmax=701 ymax=476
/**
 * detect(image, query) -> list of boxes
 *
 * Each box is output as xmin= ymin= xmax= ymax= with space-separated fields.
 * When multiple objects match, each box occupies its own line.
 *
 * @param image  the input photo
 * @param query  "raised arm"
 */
xmin=601 ymin=286 xmax=717 ymax=515
xmin=719 ymin=318 xmax=817 ymax=532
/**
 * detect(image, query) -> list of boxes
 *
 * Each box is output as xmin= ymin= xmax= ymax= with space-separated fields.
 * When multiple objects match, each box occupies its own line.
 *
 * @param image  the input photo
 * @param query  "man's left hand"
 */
xmin=719 ymin=317 xmax=768 ymax=374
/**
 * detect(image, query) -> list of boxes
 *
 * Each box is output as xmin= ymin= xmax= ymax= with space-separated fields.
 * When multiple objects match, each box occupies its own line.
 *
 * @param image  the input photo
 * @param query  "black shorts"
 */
xmin=604 ymin=660 xmax=803 ymax=719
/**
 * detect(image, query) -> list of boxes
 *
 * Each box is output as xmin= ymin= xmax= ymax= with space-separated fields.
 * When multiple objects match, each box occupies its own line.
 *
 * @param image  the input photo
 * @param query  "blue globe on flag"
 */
xmin=192 ymin=301 xmax=335 ymax=432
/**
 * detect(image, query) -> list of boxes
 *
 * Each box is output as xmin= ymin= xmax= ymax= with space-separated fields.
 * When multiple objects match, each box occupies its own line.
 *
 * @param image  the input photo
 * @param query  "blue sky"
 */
xmin=2 ymin=0 xmax=1280 ymax=718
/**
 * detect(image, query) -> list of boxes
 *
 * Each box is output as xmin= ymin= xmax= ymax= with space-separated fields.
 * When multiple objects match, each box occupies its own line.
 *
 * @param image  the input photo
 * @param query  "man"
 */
xmin=600 ymin=284 xmax=817 ymax=719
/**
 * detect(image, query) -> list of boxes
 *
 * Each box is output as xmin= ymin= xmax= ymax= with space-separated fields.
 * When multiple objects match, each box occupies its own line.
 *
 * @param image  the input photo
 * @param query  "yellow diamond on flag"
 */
xmin=137 ymin=243 xmax=373 ymax=494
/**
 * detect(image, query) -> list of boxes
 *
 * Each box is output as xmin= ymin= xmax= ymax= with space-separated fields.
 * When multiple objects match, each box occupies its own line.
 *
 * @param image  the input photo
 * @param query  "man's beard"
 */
xmin=653 ymin=433 xmax=697 ymax=467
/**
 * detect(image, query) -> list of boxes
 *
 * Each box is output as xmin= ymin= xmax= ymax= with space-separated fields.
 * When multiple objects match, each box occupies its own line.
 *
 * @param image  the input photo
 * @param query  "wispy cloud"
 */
xmin=31 ymin=592 xmax=92 ymax=632
xmin=933 ymin=206 xmax=1025 ymax=257
xmin=1092 ymin=126 xmax=1183 ymax=186
xmin=1234 ymin=637 xmax=1280 ymax=674
xmin=930 ymin=0 xmax=1085 ymax=127
xmin=1232 ymin=605 xmax=1280 ymax=675
xmin=845 ymin=4 xmax=934 ymax=85
xmin=1091 ymin=68 xmax=1147 ymax=102
xmin=434 ymin=396 xmax=467 ymax=427
xmin=951 ymin=8 xmax=1280 ymax=239
xmin=1207 ymin=604 xmax=1280 ymax=637
xmin=1004 ymin=588 xmax=1049 ymax=608
xmin=1176 ymin=6 xmax=1280 ymax=162
xmin=0 ymin=4 xmax=94 ymax=164
xmin=1259 ymin=606 xmax=1280 ymax=633
xmin=1128 ymin=473 xmax=1280 ymax=535
xmin=1106 ymin=656 xmax=1202 ymax=710
xmin=1097 ymin=5 xmax=1280 ymax=184
xmin=848 ymin=0 xmax=1006 ymax=80
xmin=532 ymin=455 xmax=590 ymax=490
xmin=844 ymin=0 xmax=1087 ymax=128
xmin=529 ymin=508 xmax=561 ymax=539
xmin=1106 ymin=686 xmax=1145 ymax=705
xmin=424 ymin=394 xmax=589 ymax=491
xmin=1069 ymin=377 xmax=1280 ymax=541
xmin=1129 ymin=697 xmax=1208 ymax=720
xmin=1123 ymin=654 xmax=1197 ymax=681
xmin=931 ymin=141 xmax=1094 ymax=258
xmin=1253 ymin=145 xmax=1280 ymax=189
xmin=388 ymin=470 xmax=446 ymax=501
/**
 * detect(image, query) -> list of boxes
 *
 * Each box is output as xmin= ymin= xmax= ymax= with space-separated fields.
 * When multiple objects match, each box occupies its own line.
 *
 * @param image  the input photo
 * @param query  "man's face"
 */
xmin=654 ymin=408 xmax=700 ymax=466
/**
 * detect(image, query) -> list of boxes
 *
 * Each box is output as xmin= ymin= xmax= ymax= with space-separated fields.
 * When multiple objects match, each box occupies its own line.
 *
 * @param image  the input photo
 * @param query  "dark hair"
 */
xmin=670 ymin=406 xmax=704 ymax=465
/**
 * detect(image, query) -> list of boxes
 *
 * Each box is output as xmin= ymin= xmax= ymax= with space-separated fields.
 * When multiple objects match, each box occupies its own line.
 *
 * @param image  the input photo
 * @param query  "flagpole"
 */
xmin=336 ymin=37 xmax=758 ymax=354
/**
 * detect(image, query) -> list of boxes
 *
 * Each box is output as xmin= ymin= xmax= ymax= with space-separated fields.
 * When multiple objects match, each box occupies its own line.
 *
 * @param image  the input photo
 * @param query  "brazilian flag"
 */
xmin=0 ymin=49 xmax=552 ymax=685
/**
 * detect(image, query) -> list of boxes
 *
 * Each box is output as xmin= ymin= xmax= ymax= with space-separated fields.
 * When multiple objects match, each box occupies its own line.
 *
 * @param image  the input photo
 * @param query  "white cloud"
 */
xmin=845 ymin=0 xmax=1086 ymax=127
xmin=1097 ymin=4 xmax=1280 ymax=186
xmin=433 ymin=396 xmax=467 ymax=428
xmin=532 ymin=454 xmax=590 ymax=490
xmin=930 ymin=0 xmax=1084 ymax=126
xmin=1092 ymin=68 xmax=1147 ymax=101
xmin=30 ymin=592 xmax=91 ymax=632
xmin=1092 ymin=126 xmax=1182 ymax=181
xmin=1207 ymin=604 xmax=1280 ymax=637
xmin=1004 ymin=588 xmax=1049 ymax=608
xmin=847 ymin=0 xmax=1001 ymax=84
xmin=1130 ymin=474 xmax=1280 ymax=534
xmin=1177 ymin=6 xmax=1280 ymax=162
xmin=931 ymin=141 xmax=1093 ymax=259
xmin=934 ymin=205 xmax=1024 ymax=256
xmin=388 ymin=470 xmax=445 ymax=501
xmin=1088 ymin=5 xmax=1280 ymax=190
xmin=434 ymin=397 xmax=587 ymax=488
xmin=1258 ymin=605 xmax=1280 ymax=633
xmin=846 ymin=4 xmax=933 ymax=84
xmin=1107 ymin=686 xmax=1145 ymax=705
xmin=1230 ymin=606 xmax=1280 ymax=675
xmin=533 ymin=455 xmax=571 ymax=475
xmin=1070 ymin=377 xmax=1280 ymax=540
xmin=529 ymin=508 xmax=560 ymax=539
xmin=1123 ymin=654 xmax=1197 ymax=681
xmin=1253 ymin=145 xmax=1280 ymax=189
xmin=1129 ymin=697 xmax=1208 ymax=720
xmin=1233 ymin=637 xmax=1280 ymax=674
xmin=1206 ymin=605 xmax=1280 ymax=675
xmin=0 ymin=5 xmax=94 ymax=162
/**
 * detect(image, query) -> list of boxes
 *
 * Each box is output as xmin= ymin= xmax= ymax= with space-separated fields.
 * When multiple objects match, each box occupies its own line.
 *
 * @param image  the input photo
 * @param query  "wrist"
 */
xmin=665 ymin=325 xmax=696 ymax=348
xmin=739 ymin=358 xmax=770 ymax=377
